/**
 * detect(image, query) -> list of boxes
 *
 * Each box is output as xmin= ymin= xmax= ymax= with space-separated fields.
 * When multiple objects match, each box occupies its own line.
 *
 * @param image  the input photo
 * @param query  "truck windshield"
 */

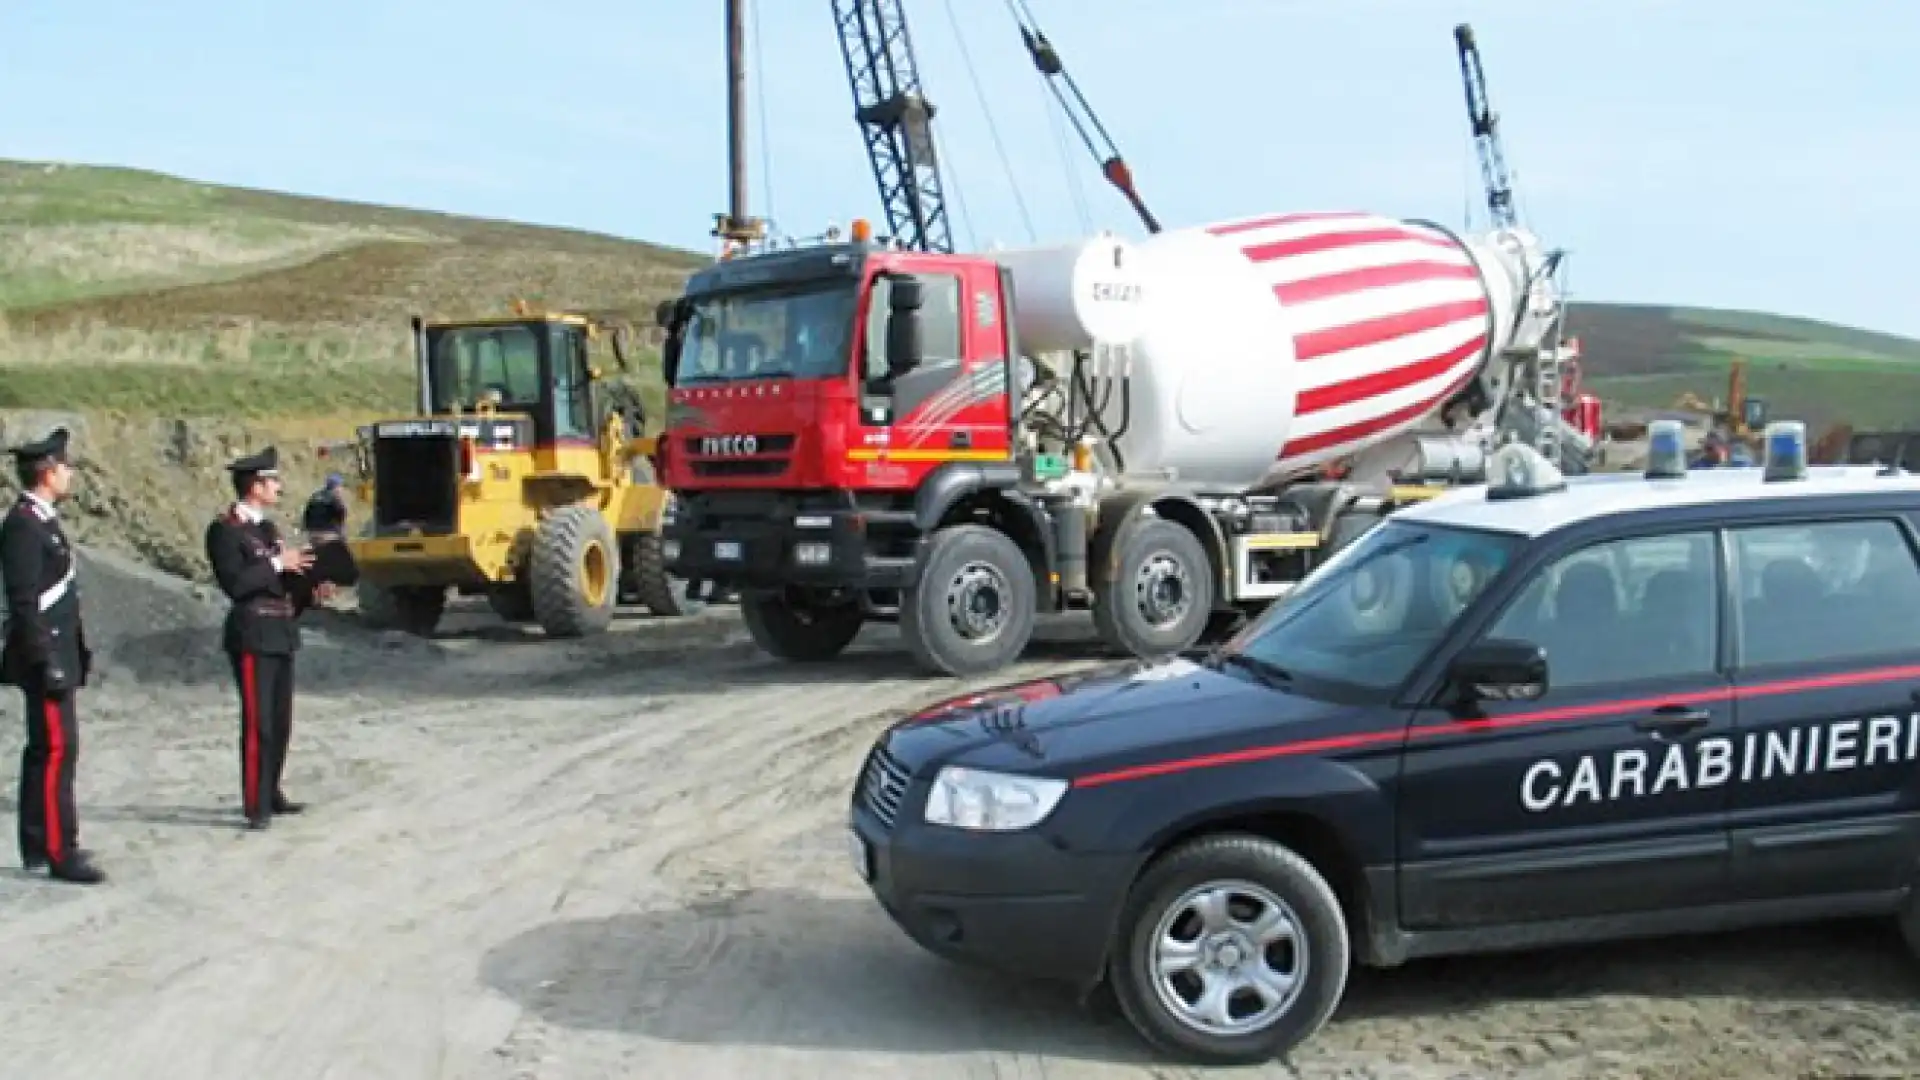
xmin=425 ymin=323 xmax=545 ymax=411
xmin=1217 ymin=520 xmax=1524 ymax=696
xmin=672 ymin=282 xmax=859 ymax=384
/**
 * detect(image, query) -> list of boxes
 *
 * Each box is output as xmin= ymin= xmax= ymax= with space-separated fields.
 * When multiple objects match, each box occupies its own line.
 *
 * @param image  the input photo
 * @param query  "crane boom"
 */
xmin=832 ymin=0 xmax=954 ymax=253
xmin=1452 ymin=23 xmax=1518 ymax=232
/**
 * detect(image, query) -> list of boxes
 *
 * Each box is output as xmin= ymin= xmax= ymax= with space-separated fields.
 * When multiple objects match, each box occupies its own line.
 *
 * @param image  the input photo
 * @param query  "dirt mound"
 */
xmin=0 ymin=408 xmax=345 ymax=583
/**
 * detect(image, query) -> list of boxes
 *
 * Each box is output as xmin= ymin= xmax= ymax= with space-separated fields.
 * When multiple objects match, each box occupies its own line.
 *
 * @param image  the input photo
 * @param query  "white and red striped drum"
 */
xmin=995 ymin=210 xmax=1549 ymax=490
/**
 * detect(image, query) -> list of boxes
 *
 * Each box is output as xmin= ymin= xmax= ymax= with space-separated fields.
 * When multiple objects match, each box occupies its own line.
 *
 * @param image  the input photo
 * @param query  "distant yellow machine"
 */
xmin=332 ymin=304 xmax=690 ymax=637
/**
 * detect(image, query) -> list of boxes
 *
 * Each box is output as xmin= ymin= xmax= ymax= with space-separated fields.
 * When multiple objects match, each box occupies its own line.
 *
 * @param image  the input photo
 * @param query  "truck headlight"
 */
xmin=662 ymin=539 xmax=681 ymax=562
xmin=922 ymin=766 xmax=1068 ymax=832
xmin=793 ymin=542 xmax=832 ymax=566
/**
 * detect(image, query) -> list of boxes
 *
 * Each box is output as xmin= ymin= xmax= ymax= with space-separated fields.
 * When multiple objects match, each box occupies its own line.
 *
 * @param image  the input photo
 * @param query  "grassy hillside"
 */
xmin=2 ymin=158 xmax=1919 ymax=435
xmin=0 ymin=159 xmax=705 ymax=420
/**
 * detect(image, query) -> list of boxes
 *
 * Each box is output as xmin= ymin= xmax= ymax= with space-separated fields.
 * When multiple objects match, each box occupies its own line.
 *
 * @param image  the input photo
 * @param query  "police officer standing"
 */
xmin=1 ymin=427 xmax=104 ymax=884
xmin=204 ymin=446 xmax=314 ymax=830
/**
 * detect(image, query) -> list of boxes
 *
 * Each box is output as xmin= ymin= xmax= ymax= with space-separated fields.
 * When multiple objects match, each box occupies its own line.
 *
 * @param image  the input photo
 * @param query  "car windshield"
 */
xmin=672 ymin=282 xmax=859 ymax=384
xmin=425 ymin=323 xmax=545 ymax=411
xmin=1217 ymin=520 xmax=1525 ymax=696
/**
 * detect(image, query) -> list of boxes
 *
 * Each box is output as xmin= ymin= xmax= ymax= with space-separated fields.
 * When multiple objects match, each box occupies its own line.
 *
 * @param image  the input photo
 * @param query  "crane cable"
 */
xmin=748 ymin=0 xmax=777 ymax=231
xmin=1021 ymin=0 xmax=1093 ymax=233
xmin=940 ymin=0 xmax=1038 ymax=243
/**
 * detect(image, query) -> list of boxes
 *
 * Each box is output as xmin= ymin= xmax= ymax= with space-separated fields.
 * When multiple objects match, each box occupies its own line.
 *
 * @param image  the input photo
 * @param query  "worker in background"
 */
xmin=1 ymin=427 xmax=105 ymax=884
xmin=1692 ymin=431 xmax=1732 ymax=468
xmin=302 ymin=473 xmax=349 ymax=539
xmin=205 ymin=446 xmax=314 ymax=830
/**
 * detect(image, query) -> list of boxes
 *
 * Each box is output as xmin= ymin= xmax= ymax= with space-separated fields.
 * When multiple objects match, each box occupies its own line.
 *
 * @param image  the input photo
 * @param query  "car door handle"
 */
xmin=1633 ymin=705 xmax=1713 ymax=736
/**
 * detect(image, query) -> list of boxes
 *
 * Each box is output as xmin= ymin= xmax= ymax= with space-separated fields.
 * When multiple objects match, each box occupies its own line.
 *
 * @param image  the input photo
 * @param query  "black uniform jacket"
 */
xmin=205 ymin=505 xmax=305 ymax=656
xmin=0 ymin=493 xmax=90 ymax=688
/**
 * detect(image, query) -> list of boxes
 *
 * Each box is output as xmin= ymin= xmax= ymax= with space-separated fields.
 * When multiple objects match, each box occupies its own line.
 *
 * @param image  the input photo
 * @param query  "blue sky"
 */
xmin=5 ymin=0 xmax=1915 ymax=336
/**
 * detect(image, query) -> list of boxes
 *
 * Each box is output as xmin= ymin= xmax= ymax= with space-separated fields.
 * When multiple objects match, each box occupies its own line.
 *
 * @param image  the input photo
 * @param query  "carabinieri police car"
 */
xmin=844 ymin=420 xmax=1920 ymax=1065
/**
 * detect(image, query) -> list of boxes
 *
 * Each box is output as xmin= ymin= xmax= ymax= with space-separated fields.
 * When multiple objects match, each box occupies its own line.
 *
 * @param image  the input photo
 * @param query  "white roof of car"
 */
xmin=1396 ymin=464 xmax=1920 ymax=539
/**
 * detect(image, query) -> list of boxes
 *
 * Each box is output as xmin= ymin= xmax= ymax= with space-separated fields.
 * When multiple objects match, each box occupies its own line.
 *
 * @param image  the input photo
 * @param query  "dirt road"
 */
xmin=0 ymin=551 xmax=1914 ymax=1080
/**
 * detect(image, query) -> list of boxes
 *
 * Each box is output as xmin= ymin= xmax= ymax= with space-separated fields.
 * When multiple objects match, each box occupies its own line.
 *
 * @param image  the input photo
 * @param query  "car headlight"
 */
xmin=922 ymin=766 xmax=1068 ymax=832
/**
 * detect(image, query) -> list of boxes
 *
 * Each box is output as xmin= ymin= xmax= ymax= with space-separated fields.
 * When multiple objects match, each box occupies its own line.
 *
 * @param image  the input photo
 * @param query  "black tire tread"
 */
xmin=1110 ymin=832 xmax=1350 ymax=1066
xmin=1092 ymin=517 xmax=1215 ymax=660
xmin=740 ymin=595 xmax=863 ymax=661
xmin=530 ymin=504 xmax=619 ymax=638
xmin=899 ymin=525 xmax=1036 ymax=677
xmin=624 ymin=531 xmax=688 ymax=617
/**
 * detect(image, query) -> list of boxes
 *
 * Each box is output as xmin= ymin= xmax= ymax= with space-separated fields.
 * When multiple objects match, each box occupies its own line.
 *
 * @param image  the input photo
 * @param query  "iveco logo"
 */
xmin=700 ymin=434 xmax=760 ymax=456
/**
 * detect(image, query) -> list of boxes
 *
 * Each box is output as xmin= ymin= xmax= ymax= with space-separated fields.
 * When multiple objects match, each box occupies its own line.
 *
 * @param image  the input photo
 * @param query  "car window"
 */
xmin=1484 ymin=531 xmax=1718 ymax=691
xmin=1223 ymin=521 xmax=1524 ymax=694
xmin=1729 ymin=519 xmax=1920 ymax=669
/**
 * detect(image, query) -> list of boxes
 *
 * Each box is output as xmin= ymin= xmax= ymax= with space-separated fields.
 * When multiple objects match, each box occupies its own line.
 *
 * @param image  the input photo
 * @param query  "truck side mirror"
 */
xmin=1449 ymin=638 xmax=1549 ymax=703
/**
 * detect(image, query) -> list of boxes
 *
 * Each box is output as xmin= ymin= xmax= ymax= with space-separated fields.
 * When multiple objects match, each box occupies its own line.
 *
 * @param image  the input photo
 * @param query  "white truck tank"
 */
xmin=996 ymin=210 xmax=1539 ymax=490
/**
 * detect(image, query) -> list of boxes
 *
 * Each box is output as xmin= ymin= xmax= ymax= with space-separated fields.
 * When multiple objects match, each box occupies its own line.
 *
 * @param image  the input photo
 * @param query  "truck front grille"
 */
xmin=857 ymin=743 xmax=912 ymax=829
xmin=372 ymin=435 xmax=458 ymax=534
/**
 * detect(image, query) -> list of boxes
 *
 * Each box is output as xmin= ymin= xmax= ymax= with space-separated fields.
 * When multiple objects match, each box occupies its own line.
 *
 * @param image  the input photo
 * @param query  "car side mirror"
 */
xmin=1449 ymin=638 xmax=1549 ymax=703
xmin=654 ymin=299 xmax=678 ymax=328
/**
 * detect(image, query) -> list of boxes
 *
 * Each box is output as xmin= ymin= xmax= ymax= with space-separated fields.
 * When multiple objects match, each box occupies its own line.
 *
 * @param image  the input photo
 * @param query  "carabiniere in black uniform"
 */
xmin=1 ymin=426 xmax=104 ymax=884
xmin=204 ymin=446 xmax=313 ymax=830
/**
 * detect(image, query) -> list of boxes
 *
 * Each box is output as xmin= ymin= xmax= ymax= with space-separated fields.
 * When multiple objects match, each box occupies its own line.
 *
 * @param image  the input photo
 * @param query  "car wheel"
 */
xmin=1109 ymin=833 xmax=1350 ymax=1066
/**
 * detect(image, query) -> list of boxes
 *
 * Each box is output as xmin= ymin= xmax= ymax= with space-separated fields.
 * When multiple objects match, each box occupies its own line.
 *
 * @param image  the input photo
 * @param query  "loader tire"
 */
xmin=487 ymin=581 xmax=536 ymax=622
xmin=530 ymin=504 xmax=619 ymax=638
xmin=621 ymin=532 xmax=695 ymax=617
xmin=357 ymin=581 xmax=446 ymax=636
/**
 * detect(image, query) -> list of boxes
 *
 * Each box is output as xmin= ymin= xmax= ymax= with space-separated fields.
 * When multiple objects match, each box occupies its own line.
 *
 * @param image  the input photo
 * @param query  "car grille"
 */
xmin=857 ymin=743 xmax=912 ymax=829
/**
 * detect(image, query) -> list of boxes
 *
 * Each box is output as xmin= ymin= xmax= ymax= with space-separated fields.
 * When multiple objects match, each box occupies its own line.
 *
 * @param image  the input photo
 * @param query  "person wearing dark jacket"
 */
xmin=301 ymin=473 xmax=348 ymax=537
xmin=1 ymin=427 xmax=104 ymax=884
xmin=204 ymin=446 xmax=316 ymax=830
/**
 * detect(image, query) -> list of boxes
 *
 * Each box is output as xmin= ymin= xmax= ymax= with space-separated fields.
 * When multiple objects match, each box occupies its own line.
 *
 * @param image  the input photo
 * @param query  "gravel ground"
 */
xmin=0 ymin=549 xmax=1914 ymax=1080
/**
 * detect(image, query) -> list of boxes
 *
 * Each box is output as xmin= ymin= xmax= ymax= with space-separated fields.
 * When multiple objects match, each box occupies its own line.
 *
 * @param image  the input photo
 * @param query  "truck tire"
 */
xmin=620 ymin=531 xmax=697 ymax=618
xmin=1093 ymin=517 xmax=1215 ymax=660
xmin=1901 ymin=889 xmax=1920 ymax=961
xmin=899 ymin=525 xmax=1036 ymax=677
xmin=1109 ymin=833 xmax=1351 ymax=1066
xmin=530 ymin=504 xmax=619 ymax=638
xmin=357 ymin=581 xmax=446 ymax=636
xmin=740 ymin=592 xmax=864 ymax=661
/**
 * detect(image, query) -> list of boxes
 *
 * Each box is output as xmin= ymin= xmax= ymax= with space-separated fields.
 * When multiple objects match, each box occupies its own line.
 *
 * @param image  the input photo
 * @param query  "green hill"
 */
xmin=2 ymin=158 xmax=1917 ymax=431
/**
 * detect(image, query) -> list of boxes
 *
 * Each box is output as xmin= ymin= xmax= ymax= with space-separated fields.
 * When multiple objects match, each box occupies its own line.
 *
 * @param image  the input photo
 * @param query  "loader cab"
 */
xmin=418 ymin=316 xmax=599 ymax=449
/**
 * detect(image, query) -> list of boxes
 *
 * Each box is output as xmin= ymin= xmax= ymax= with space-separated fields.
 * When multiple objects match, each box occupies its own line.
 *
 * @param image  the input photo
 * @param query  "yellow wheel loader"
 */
xmin=333 ymin=306 xmax=694 ymax=638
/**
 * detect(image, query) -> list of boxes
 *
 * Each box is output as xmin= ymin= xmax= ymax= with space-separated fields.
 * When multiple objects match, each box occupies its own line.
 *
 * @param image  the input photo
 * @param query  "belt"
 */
xmin=246 ymin=599 xmax=295 ymax=617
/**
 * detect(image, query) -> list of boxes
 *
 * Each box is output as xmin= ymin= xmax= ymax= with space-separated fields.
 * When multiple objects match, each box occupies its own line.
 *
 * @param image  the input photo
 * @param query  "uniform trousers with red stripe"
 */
xmin=17 ymin=682 xmax=79 ymax=865
xmin=228 ymin=650 xmax=295 ymax=820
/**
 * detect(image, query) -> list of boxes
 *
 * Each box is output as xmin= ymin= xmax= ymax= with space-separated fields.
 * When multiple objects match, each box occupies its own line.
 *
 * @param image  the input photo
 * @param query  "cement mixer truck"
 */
xmin=653 ymin=209 xmax=1592 ymax=676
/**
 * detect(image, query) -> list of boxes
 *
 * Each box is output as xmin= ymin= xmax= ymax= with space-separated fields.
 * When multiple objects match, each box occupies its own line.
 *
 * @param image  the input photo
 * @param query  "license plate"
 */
xmin=714 ymin=541 xmax=742 ymax=561
xmin=847 ymin=827 xmax=871 ymax=882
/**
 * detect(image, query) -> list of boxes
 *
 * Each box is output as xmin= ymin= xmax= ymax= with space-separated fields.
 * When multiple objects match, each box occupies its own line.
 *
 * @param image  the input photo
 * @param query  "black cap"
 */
xmin=9 ymin=426 xmax=71 ymax=466
xmin=226 ymin=445 xmax=280 ymax=478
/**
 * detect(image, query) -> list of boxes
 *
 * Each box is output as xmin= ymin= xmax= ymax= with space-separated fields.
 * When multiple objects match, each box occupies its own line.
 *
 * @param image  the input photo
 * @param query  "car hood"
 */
xmin=879 ymin=654 xmax=1366 ymax=778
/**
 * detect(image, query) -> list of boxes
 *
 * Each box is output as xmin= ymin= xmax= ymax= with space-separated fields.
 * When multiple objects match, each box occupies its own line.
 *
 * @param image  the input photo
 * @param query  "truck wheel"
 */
xmin=487 ymin=581 xmax=535 ymax=622
xmin=740 ymin=592 xmax=864 ymax=661
xmin=900 ymin=525 xmax=1036 ymax=677
xmin=620 ymin=531 xmax=697 ymax=617
xmin=530 ymin=504 xmax=620 ymax=638
xmin=1093 ymin=517 xmax=1214 ymax=660
xmin=1109 ymin=834 xmax=1350 ymax=1067
xmin=1901 ymin=889 xmax=1920 ymax=961
xmin=357 ymin=582 xmax=446 ymax=636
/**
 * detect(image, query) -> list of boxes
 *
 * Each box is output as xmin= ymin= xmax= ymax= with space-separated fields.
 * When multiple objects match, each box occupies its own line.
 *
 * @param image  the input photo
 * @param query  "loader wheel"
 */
xmin=740 ymin=591 xmax=864 ymax=662
xmin=620 ymin=531 xmax=696 ymax=617
xmin=487 ymin=581 xmax=536 ymax=622
xmin=356 ymin=581 xmax=446 ymax=636
xmin=900 ymin=525 xmax=1036 ymax=677
xmin=530 ymin=504 xmax=619 ymax=638
xmin=1093 ymin=517 xmax=1214 ymax=660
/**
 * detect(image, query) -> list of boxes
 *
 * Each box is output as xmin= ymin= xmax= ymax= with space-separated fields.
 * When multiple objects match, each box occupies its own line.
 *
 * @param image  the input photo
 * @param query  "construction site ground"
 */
xmin=0 ymin=549 xmax=1915 ymax=1080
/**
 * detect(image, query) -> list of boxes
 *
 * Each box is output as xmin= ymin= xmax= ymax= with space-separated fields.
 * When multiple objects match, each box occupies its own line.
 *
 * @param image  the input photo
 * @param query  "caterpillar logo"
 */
xmin=699 ymin=434 xmax=761 ymax=456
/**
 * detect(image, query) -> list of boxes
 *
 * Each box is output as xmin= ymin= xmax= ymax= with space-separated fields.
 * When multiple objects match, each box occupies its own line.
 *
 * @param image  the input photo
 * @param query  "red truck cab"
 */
xmin=656 ymin=229 xmax=1047 ymax=668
